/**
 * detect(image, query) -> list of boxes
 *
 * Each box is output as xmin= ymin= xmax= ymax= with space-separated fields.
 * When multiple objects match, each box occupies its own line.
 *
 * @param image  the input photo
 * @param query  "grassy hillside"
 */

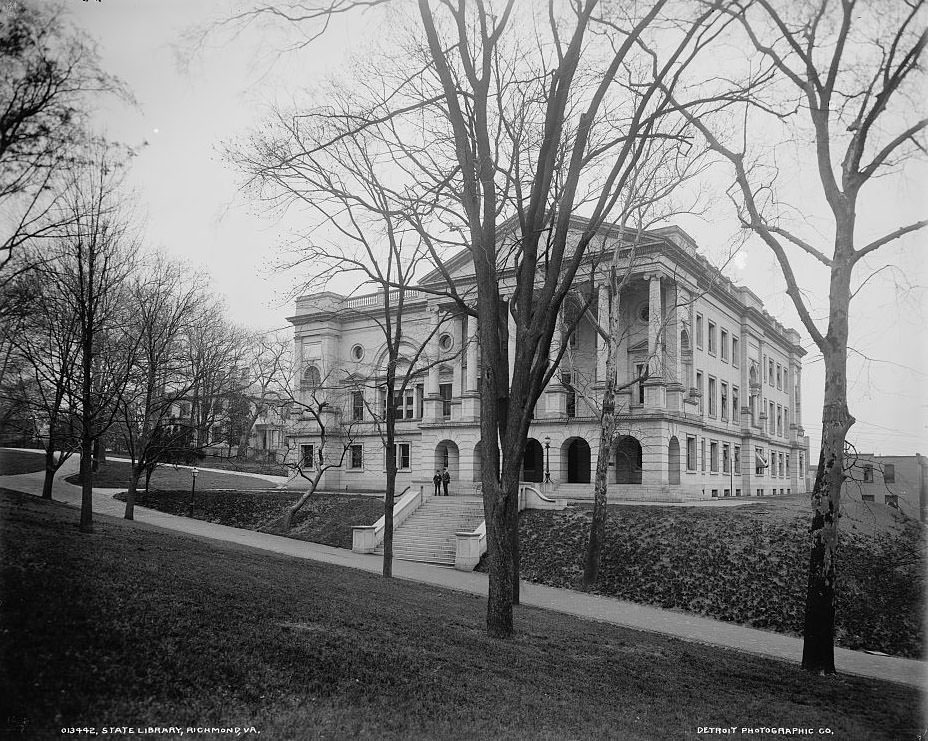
xmin=115 ymin=489 xmax=384 ymax=549
xmin=1 ymin=489 xmax=920 ymax=740
xmin=514 ymin=497 xmax=925 ymax=658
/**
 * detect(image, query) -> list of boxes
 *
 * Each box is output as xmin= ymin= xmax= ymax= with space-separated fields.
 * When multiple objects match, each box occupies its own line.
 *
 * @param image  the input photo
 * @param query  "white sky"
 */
xmin=67 ymin=1 xmax=927 ymax=457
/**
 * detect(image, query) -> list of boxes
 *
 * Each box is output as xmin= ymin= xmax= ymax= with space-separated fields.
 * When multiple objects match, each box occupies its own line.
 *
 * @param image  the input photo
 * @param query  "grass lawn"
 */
xmin=114 ymin=488 xmax=384 ymax=549
xmin=65 ymin=459 xmax=274 ymax=490
xmin=198 ymin=454 xmax=289 ymax=477
xmin=0 ymin=449 xmax=47 ymax=476
xmin=508 ymin=497 xmax=926 ymax=659
xmin=0 ymin=490 xmax=923 ymax=740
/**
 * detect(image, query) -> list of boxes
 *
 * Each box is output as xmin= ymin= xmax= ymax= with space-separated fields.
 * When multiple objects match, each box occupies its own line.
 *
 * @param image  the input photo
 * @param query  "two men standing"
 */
xmin=432 ymin=468 xmax=451 ymax=496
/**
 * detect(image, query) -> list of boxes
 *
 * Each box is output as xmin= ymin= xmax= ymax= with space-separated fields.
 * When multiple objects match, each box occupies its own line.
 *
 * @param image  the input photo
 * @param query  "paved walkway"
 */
xmin=1 ymin=455 xmax=924 ymax=691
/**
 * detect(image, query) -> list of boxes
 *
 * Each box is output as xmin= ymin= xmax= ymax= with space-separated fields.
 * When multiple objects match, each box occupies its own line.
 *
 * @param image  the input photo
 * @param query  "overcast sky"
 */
xmin=67 ymin=1 xmax=927 ymax=457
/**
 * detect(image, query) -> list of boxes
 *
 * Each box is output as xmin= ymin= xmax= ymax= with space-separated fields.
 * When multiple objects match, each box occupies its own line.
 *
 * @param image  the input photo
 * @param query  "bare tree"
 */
xmin=278 ymin=367 xmax=360 ymax=531
xmin=0 ymin=262 xmax=81 ymax=496
xmin=0 ymin=2 xmax=130 ymax=279
xmin=183 ymin=301 xmax=250 ymax=456
xmin=118 ymin=255 xmax=208 ymax=520
xmin=669 ymin=0 xmax=927 ymax=673
xmin=231 ymin=331 xmax=291 ymax=460
xmin=47 ymin=141 xmax=140 ymax=533
xmin=229 ymin=113 xmax=456 ymax=576
xmin=208 ymin=0 xmax=733 ymax=636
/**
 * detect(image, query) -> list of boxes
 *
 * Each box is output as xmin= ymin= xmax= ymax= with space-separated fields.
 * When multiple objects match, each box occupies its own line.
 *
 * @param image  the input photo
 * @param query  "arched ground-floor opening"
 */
xmin=668 ymin=436 xmax=681 ymax=485
xmin=434 ymin=439 xmax=459 ymax=493
xmin=615 ymin=435 xmax=643 ymax=484
xmin=472 ymin=441 xmax=482 ymax=485
xmin=563 ymin=437 xmax=591 ymax=484
xmin=522 ymin=438 xmax=544 ymax=482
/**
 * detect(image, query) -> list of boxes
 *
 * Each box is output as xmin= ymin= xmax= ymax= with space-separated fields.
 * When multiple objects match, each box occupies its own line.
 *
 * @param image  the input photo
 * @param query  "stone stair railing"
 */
xmin=351 ymin=485 xmax=419 ymax=553
xmin=453 ymin=483 xmax=567 ymax=570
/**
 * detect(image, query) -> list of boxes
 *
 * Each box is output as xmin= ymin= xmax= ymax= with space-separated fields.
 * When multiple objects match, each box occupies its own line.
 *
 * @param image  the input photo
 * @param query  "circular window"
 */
xmin=350 ymin=344 xmax=364 ymax=361
xmin=439 ymin=333 xmax=453 ymax=352
xmin=638 ymin=303 xmax=650 ymax=322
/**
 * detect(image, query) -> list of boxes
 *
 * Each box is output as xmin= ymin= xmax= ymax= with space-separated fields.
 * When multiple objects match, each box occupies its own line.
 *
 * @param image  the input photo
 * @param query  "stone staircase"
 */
xmin=374 ymin=495 xmax=484 ymax=566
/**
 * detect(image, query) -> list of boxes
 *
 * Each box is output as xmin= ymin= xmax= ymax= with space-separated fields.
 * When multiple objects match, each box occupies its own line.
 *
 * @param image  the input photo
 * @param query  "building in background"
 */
xmin=842 ymin=453 xmax=927 ymax=521
xmin=284 ymin=218 xmax=812 ymax=501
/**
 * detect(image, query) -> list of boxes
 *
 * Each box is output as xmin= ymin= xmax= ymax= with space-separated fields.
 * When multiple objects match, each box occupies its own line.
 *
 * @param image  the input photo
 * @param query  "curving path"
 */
xmin=1 ymin=451 xmax=924 ymax=691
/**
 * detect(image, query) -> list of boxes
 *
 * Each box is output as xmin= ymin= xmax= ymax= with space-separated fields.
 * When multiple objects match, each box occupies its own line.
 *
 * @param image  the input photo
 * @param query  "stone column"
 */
xmin=647 ymin=274 xmax=663 ymax=377
xmin=545 ymin=308 xmax=567 ymax=417
xmin=666 ymin=282 xmax=685 ymax=412
xmin=644 ymin=274 xmax=665 ymax=409
xmin=451 ymin=314 xmax=464 ymax=420
xmin=614 ymin=287 xmax=631 ymax=411
xmin=424 ymin=306 xmax=442 ymax=421
xmin=461 ymin=314 xmax=480 ymax=421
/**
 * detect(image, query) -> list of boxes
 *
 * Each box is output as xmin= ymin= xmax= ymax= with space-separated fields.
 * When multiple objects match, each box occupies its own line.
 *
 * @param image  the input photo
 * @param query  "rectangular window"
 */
xmin=384 ymin=388 xmax=415 ymax=420
xmin=756 ymin=447 xmax=766 ymax=476
xmin=708 ymin=321 xmax=717 ymax=355
xmin=776 ymin=405 xmax=782 ymax=436
xmin=769 ymin=359 xmax=775 ymax=386
xmin=734 ymin=445 xmax=741 ymax=474
xmin=863 ymin=464 xmax=873 ymax=483
xmin=736 ymin=488 xmax=742 ymax=497
xmin=386 ymin=443 xmax=412 ymax=471
xmin=779 ymin=453 xmax=785 ymax=477
xmin=769 ymin=401 xmax=775 ymax=434
xmin=708 ymin=377 xmax=716 ymax=417
xmin=352 ymin=391 xmax=364 ymax=421
xmin=349 ymin=444 xmax=363 ymax=469
xmin=686 ymin=436 xmax=697 ymax=471
xmin=732 ymin=336 xmax=739 ymax=367
xmin=721 ymin=329 xmax=729 ymax=362
xmin=439 ymin=382 xmax=453 ymax=419
xmin=636 ymin=363 xmax=647 ymax=405
xmin=711 ymin=489 xmax=719 ymax=497
xmin=701 ymin=439 xmax=706 ymax=472
xmin=732 ymin=386 xmax=740 ymax=423
xmin=696 ymin=371 xmax=704 ymax=414
xmin=786 ymin=454 xmax=790 ymax=477
xmin=696 ymin=314 xmax=704 ymax=349
xmin=300 ymin=444 xmax=315 ymax=469
xmin=861 ymin=494 xmax=874 ymax=502
xmin=724 ymin=489 xmax=730 ymax=497
xmin=720 ymin=382 xmax=728 ymax=421
xmin=776 ymin=364 xmax=782 ymax=390
xmin=885 ymin=494 xmax=898 ymax=508
xmin=710 ymin=441 xmax=719 ymax=473
xmin=722 ymin=443 xmax=730 ymax=473
xmin=884 ymin=464 xmax=895 ymax=483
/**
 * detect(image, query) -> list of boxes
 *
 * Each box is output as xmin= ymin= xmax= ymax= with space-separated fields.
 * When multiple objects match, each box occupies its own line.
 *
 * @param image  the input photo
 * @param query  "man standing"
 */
xmin=433 ymin=470 xmax=442 ymax=496
xmin=441 ymin=468 xmax=451 ymax=496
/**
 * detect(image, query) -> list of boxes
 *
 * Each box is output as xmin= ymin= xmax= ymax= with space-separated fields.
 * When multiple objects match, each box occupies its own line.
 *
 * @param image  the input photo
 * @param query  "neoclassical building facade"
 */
xmin=285 ymin=219 xmax=812 ymax=501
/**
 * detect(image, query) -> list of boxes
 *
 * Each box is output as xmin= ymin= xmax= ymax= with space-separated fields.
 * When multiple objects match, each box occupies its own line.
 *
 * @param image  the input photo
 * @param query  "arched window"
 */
xmin=680 ymin=329 xmax=690 ymax=353
xmin=302 ymin=365 xmax=321 ymax=389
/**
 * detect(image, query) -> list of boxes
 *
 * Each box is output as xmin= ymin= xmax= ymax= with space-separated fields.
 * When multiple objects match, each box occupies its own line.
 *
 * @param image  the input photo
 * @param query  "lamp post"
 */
xmin=544 ymin=436 xmax=551 ymax=484
xmin=188 ymin=466 xmax=198 ymax=517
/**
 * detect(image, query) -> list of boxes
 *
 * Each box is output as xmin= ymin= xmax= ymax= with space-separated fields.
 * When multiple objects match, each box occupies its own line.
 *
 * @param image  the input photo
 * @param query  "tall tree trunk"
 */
xmin=584 ymin=387 xmax=616 ymax=588
xmin=485 ymin=477 xmax=514 ymax=638
xmin=382 ymin=459 xmax=397 ymax=578
xmin=124 ymin=465 xmax=143 ymax=520
xmin=42 ymin=446 xmax=56 ymax=500
xmin=79 ymin=435 xmax=94 ymax=533
xmin=801 ymin=263 xmax=853 ymax=674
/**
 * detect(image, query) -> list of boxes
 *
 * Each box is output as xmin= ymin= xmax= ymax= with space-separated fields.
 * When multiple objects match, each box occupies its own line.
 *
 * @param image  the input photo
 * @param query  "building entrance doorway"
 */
xmin=615 ymin=436 xmax=643 ymax=484
xmin=522 ymin=438 xmax=544 ymax=482
xmin=565 ymin=438 xmax=591 ymax=483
